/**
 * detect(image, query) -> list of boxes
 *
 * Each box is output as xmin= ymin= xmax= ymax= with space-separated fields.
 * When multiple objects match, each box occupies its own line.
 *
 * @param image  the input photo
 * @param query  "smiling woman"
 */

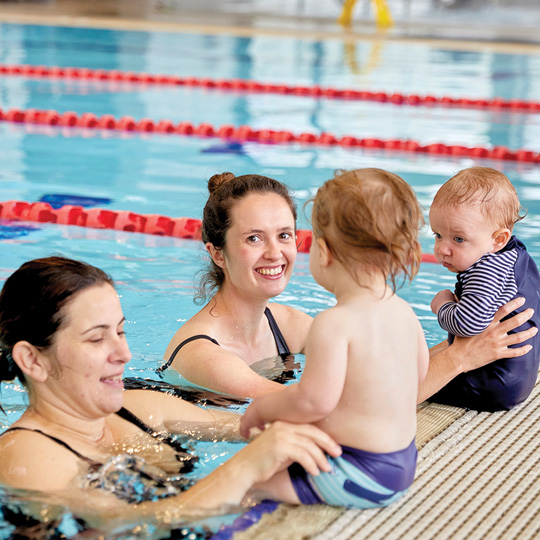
xmin=0 ymin=256 xmax=340 ymax=526
xmin=160 ymin=173 xmax=313 ymax=398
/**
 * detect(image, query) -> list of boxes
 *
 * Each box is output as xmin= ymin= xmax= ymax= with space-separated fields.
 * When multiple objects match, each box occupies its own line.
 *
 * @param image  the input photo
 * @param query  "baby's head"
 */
xmin=311 ymin=168 xmax=423 ymax=291
xmin=429 ymin=167 xmax=523 ymax=273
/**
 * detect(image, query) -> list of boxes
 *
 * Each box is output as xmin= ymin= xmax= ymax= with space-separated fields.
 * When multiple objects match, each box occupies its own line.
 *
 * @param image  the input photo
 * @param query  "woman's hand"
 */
xmin=452 ymin=297 xmax=537 ymax=373
xmin=173 ymin=421 xmax=340 ymax=510
xmin=238 ymin=421 xmax=341 ymax=482
xmin=420 ymin=297 xmax=537 ymax=404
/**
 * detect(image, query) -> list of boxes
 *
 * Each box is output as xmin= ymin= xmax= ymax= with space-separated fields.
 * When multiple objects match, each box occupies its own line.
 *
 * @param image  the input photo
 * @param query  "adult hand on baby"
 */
xmin=431 ymin=289 xmax=456 ymax=315
xmin=452 ymin=297 xmax=537 ymax=373
xmin=238 ymin=421 xmax=340 ymax=483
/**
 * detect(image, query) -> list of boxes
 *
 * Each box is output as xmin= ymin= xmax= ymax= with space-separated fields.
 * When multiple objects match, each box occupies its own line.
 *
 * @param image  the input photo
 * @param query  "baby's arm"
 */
xmin=435 ymin=253 xmax=518 ymax=337
xmin=240 ymin=310 xmax=347 ymax=438
xmin=431 ymin=289 xmax=456 ymax=315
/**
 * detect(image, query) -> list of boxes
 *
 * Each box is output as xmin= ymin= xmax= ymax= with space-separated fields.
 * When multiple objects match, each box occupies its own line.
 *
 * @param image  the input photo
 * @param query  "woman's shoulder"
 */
xmin=0 ymin=428 xmax=81 ymax=490
xmin=267 ymin=302 xmax=311 ymax=321
xmin=267 ymin=302 xmax=312 ymax=353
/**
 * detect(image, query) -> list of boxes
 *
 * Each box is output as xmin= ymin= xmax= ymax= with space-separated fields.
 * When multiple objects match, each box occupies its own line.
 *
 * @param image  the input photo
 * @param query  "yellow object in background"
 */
xmin=338 ymin=0 xmax=394 ymax=28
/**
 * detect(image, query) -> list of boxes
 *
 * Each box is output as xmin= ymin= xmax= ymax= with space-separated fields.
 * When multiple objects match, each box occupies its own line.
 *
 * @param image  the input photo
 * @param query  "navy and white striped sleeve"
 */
xmin=438 ymin=249 xmax=519 ymax=337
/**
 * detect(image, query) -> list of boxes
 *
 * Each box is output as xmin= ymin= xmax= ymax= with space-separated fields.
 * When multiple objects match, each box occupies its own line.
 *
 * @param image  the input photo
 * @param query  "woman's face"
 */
xmin=43 ymin=283 xmax=131 ymax=419
xmin=217 ymin=192 xmax=297 ymax=300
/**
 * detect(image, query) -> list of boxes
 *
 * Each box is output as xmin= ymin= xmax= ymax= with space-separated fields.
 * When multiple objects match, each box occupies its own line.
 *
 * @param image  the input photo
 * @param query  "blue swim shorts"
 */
xmin=288 ymin=439 xmax=417 ymax=509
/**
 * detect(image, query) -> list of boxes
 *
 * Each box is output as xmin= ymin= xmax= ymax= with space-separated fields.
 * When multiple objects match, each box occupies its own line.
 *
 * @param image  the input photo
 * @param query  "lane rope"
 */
xmin=1 ymin=63 xmax=540 ymax=113
xmin=0 ymin=199 xmax=439 ymax=262
xmin=1 ymin=106 xmax=538 ymax=163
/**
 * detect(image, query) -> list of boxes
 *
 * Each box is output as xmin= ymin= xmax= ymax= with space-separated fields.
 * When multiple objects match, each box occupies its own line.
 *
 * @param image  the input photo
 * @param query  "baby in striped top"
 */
xmin=429 ymin=166 xmax=540 ymax=411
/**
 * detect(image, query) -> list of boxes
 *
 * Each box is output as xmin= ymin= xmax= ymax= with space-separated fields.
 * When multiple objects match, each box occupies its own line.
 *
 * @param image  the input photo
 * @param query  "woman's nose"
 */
xmin=264 ymin=239 xmax=280 ymax=259
xmin=114 ymin=336 xmax=132 ymax=364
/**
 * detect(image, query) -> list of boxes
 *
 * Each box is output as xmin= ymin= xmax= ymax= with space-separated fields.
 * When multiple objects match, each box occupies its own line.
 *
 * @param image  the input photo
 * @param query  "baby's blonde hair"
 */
xmin=432 ymin=167 xmax=524 ymax=229
xmin=311 ymin=168 xmax=424 ymax=291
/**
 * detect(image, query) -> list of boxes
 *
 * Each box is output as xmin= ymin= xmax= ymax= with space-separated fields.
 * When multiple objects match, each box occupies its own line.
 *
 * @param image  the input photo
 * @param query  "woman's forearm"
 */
xmin=417 ymin=343 xmax=463 ymax=404
xmin=165 ymin=410 xmax=243 ymax=442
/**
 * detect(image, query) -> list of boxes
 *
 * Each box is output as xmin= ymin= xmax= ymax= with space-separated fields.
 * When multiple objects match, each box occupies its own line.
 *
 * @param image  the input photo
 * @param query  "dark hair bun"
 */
xmin=208 ymin=172 xmax=236 ymax=195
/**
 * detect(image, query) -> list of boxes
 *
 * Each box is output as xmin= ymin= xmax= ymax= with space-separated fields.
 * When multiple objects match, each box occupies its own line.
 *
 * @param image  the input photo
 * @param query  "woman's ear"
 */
xmin=492 ymin=228 xmax=511 ymax=252
xmin=318 ymin=238 xmax=333 ymax=268
xmin=205 ymin=242 xmax=226 ymax=269
xmin=11 ymin=342 xmax=50 ymax=383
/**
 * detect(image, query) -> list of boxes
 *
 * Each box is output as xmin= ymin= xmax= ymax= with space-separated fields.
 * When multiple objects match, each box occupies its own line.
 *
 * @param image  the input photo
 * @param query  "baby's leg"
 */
xmin=249 ymin=470 xmax=300 ymax=504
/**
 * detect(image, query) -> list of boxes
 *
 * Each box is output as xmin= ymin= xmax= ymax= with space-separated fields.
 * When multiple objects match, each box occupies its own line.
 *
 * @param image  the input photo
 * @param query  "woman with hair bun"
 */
xmin=160 ymin=172 xmax=312 ymax=398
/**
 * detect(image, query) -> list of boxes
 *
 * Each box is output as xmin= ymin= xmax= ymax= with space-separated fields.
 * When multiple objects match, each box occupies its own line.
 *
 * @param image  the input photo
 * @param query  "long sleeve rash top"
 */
xmin=438 ymin=237 xmax=522 ymax=337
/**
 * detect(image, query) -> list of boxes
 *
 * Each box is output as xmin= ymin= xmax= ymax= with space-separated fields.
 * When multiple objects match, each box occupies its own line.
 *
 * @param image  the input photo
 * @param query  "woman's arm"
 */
xmin=123 ymin=389 xmax=244 ymax=441
xmin=151 ymin=421 xmax=340 ymax=514
xmin=166 ymin=339 xmax=284 ymax=398
xmin=418 ymin=297 xmax=537 ymax=404
xmin=2 ymin=422 xmax=340 ymax=526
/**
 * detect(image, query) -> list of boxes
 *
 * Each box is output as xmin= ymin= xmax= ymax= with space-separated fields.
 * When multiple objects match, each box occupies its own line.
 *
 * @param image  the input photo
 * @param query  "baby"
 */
xmin=240 ymin=168 xmax=429 ymax=509
xmin=429 ymin=166 xmax=540 ymax=411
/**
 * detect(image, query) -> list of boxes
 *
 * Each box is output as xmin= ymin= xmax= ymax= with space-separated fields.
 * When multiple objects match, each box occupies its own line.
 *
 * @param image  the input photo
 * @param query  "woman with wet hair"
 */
xmin=0 ymin=256 xmax=340 ymax=522
xmin=161 ymin=172 xmax=312 ymax=397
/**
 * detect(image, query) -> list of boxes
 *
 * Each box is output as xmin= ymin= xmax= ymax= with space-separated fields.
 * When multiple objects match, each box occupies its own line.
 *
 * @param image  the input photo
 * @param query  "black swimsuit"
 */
xmin=1 ymin=407 xmax=197 ymax=474
xmin=157 ymin=306 xmax=291 ymax=373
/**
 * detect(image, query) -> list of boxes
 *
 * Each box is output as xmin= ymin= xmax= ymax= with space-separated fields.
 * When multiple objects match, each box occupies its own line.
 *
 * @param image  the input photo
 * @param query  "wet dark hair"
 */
xmin=196 ymin=172 xmax=297 ymax=303
xmin=0 ymin=256 xmax=114 ymax=389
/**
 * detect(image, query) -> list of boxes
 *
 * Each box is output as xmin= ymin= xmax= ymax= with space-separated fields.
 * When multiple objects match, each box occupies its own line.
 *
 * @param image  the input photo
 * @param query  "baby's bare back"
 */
xmin=314 ymin=294 xmax=420 ymax=453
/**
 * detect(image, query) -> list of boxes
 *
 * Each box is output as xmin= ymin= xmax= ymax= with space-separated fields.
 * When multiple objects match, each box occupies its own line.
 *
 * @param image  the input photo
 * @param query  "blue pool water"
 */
xmin=1 ymin=21 xmax=540 ymax=539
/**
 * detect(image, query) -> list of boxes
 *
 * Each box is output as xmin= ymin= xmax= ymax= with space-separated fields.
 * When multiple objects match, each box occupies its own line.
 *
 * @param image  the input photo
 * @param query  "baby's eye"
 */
xmin=433 ymin=232 xmax=442 ymax=240
xmin=454 ymin=237 xmax=464 ymax=244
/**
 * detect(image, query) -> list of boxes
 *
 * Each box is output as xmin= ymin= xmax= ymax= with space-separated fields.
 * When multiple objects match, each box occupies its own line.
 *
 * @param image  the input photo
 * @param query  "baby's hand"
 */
xmin=431 ymin=289 xmax=456 ymax=315
xmin=240 ymin=402 xmax=266 ymax=439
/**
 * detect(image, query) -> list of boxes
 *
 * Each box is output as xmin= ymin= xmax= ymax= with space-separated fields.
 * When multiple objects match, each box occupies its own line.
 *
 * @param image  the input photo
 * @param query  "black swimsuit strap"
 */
xmin=264 ymin=307 xmax=291 ymax=358
xmin=158 ymin=308 xmax=290 ymax=373
xmin=1 ymin=426 xmax=99 ymax=466
xmin=157 ymin=334 xmax=220 ymax=373
xmin=115 ymin=406 xmax=161 ymax=438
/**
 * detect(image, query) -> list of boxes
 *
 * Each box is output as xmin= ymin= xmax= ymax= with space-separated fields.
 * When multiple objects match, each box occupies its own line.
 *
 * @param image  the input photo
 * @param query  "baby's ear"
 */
xmin=492 ymin=228 xmax=511 ymax=251
xmin=318 ymin=238 xmax=333 ymax=267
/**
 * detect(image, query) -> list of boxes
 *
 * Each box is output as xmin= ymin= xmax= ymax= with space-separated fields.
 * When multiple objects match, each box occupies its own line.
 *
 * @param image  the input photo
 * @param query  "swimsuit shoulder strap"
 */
xmin=264 ymin=307 xmax=291 ymax=358
xmin=115 ymin=407 xmax=189 ymax=454
xmin=1 ymin=426 xmax=99 ymax=465
xmin=115 ymin=407 xmax=158 ymax=437
xmin=157 ymin=334 xmax=220 ymax=373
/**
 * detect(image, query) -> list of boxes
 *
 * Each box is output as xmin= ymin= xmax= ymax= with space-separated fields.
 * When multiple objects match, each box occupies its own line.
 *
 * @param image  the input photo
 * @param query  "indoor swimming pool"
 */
xmin=1 ymin=20 xmax=540 ymax=539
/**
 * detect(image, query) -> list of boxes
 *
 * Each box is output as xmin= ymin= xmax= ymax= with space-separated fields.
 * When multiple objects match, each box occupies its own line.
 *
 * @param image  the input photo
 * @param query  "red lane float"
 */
xmin=0 ymin=200 xmax=438 ymax=262
xmin=2 ymin=63 xmax=540 ymax=113
xmin=1 ymin=106 xmax=539 ymax=163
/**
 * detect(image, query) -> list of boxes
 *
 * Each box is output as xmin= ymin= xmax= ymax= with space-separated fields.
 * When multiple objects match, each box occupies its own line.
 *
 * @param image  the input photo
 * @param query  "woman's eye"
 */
xmin=247 ymin=235 xmax=261 ymax=243
xmin=454 ymin=237 xmax=464 ymax=244
xmin=89 ymin=337 xmax=103 ymax=343
xmin=280 ymin=232 xmax=292 ymax=240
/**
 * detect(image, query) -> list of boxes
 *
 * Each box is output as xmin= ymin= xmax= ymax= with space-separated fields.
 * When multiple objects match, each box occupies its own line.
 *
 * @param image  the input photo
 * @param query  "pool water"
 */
xmin=1 ymin=21 xmax=540 ymax=539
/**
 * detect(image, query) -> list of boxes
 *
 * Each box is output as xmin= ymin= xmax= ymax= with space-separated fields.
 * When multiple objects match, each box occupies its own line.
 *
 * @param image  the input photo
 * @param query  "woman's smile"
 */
xmin=256 ymin=264 xmax=285 ymax=277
